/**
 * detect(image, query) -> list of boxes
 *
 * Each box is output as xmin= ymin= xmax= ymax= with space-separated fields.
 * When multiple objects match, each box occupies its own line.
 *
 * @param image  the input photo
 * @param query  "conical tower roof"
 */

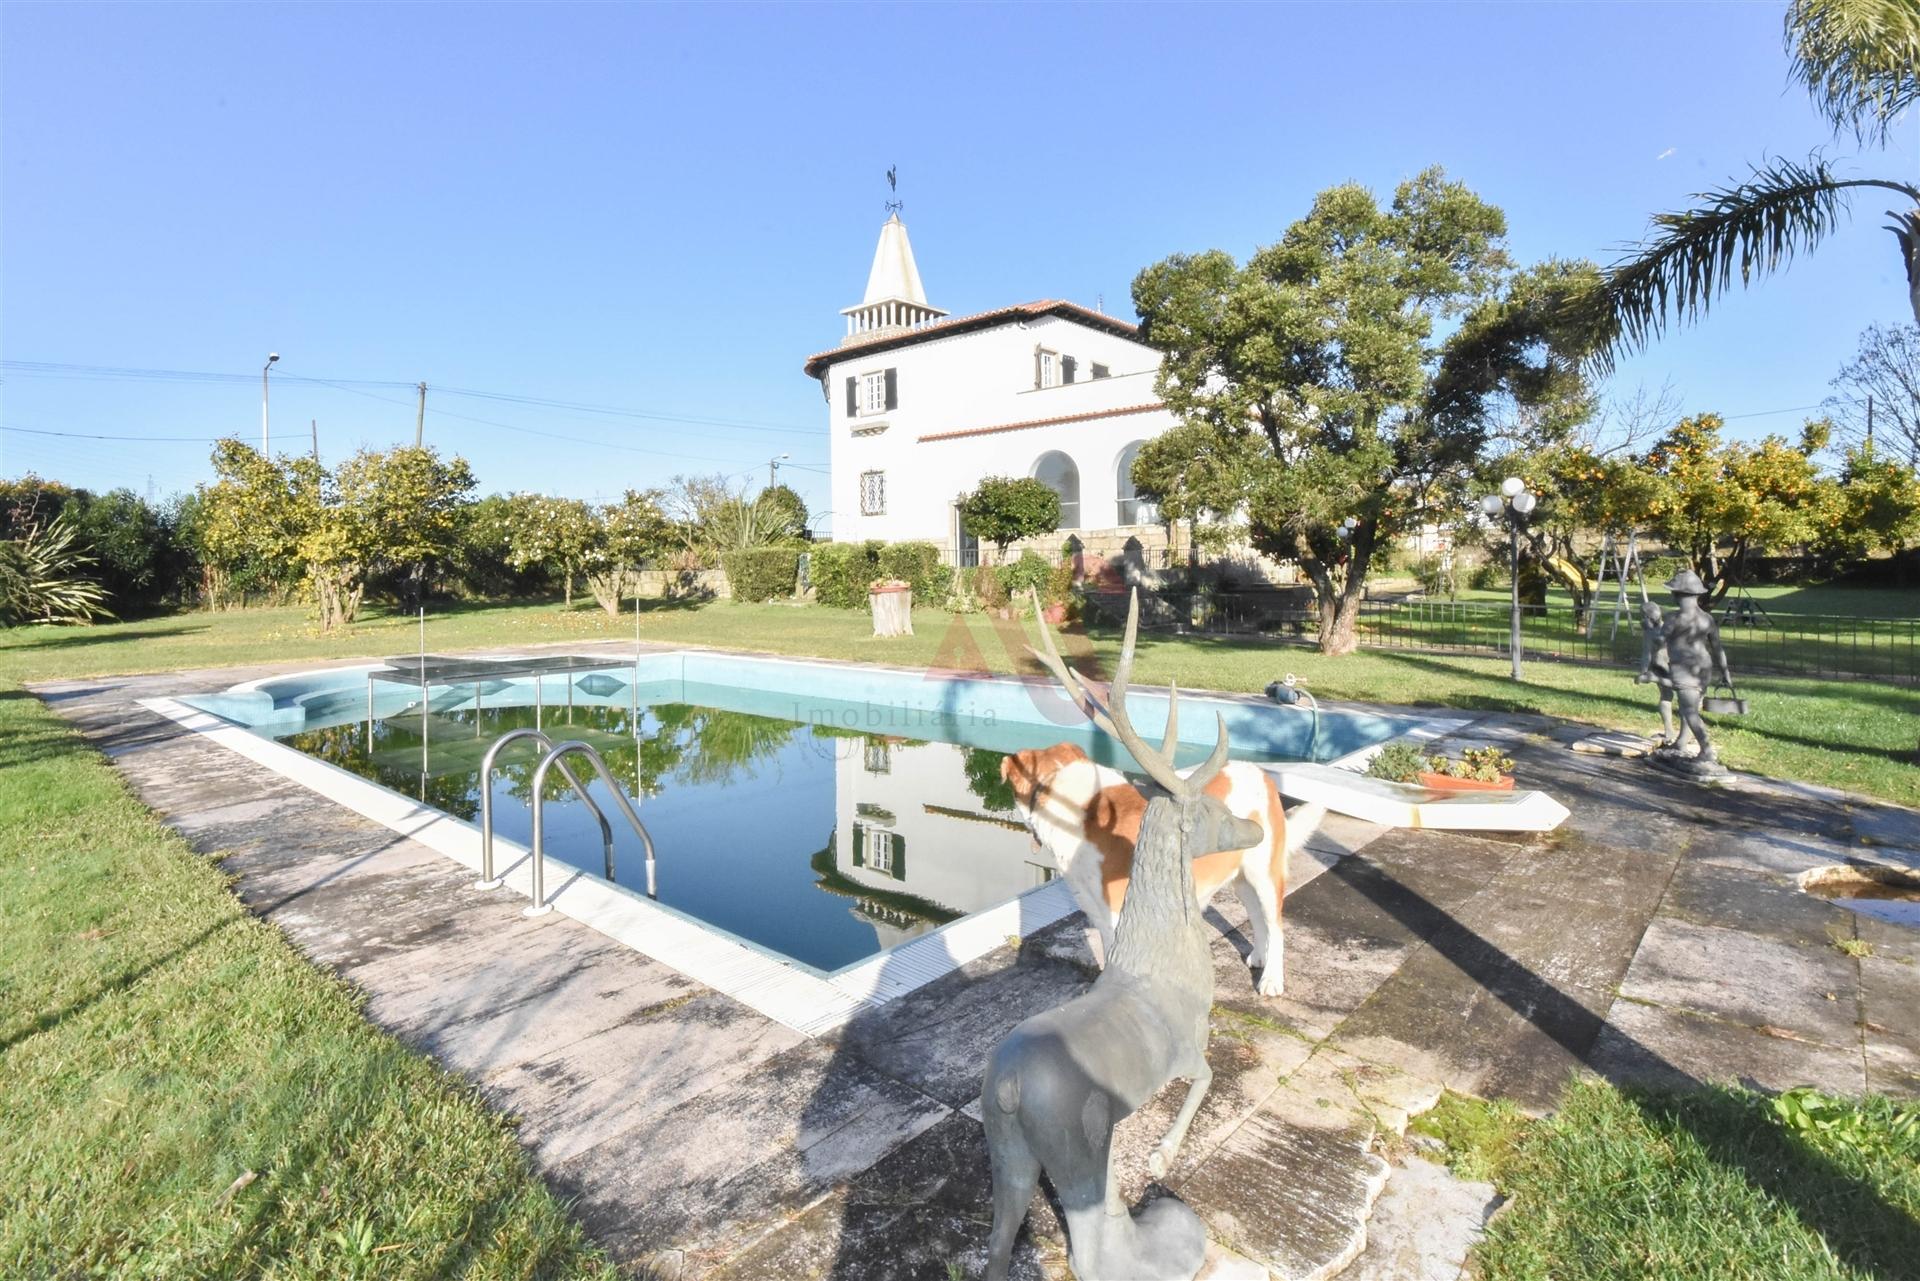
xmin=862 ymin=213 xmax=928 ymax=306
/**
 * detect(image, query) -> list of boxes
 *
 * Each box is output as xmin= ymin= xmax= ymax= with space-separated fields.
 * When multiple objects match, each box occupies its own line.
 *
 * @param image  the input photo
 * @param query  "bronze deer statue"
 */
xmin=982 ymin=589 xmax=1257 ymax=1281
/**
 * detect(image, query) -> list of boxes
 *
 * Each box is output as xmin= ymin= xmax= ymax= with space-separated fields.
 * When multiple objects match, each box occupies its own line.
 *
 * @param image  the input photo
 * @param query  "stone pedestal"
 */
xmin=869 ymin=587 xmax=912 ymax=638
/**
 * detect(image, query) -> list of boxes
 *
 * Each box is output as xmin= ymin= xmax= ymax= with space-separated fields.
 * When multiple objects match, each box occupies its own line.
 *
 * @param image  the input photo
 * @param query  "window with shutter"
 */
xmin=1036 ymin=349 xmax=1059 ymax=389
xmin=1091 ymin=362 xmax=1110 ymax=379
xmin=1062 ymin=356 xmax=1077 ymax=384
xmin=858 ymin=370 xmax=888 ymax=415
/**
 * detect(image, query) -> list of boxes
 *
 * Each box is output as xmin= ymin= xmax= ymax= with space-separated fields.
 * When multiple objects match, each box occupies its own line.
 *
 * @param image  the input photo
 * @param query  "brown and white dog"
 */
xmin=1001 ymin=743 xmax=1324 ymax=996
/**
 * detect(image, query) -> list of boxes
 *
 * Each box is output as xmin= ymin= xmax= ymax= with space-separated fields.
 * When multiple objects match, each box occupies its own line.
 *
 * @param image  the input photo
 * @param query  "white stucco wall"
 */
xmin=819 ymin=313 xmax=1180 ymax=550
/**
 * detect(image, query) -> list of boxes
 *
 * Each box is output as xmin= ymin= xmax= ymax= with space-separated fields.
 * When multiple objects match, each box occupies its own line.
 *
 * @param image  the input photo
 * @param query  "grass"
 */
xmin=1413 ymin=1083 xmax=1920 ymax=1281
xmin=1438 ymin=579 xmax=1920 ymax=618
xmin=0 ymin=686 xmax=615 ymax=1278
xmin=4 ymin=595 xmax=1916 ymax=807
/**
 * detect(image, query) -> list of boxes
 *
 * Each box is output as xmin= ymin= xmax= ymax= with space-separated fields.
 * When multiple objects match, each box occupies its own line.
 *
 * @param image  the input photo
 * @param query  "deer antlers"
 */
xmin=1026 ymin=587 xmax=1229 ymax=800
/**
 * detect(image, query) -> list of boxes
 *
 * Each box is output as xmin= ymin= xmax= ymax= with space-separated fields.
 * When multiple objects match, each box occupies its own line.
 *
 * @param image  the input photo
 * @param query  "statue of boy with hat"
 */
xmin=1636 ymin=568 xmax=1733 ymax=766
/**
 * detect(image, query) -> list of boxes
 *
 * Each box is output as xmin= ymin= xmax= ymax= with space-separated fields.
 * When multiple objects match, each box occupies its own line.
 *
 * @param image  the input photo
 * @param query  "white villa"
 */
xmin=806 ymin=214 xmax=1190 ymax=568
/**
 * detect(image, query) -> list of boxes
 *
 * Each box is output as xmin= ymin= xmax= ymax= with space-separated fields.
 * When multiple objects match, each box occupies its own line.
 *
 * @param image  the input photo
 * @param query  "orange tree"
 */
xmin=1640 ymin=414 xmax=1838 ymax=601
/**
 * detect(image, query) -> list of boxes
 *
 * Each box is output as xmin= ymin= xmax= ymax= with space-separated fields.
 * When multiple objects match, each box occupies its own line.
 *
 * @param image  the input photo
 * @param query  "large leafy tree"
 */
xmin=1594 ymin=0 xmax=1920 ymax=357
xmin=333 ymin=445 xmax=477 ymax=610
xmin=1820 ymin=440 xmax=1920 ymax=558
xmin=1131 ymin=168 xmax=1601 ymax=653
xmin=199 ymin=440 xmax=325 ymax=605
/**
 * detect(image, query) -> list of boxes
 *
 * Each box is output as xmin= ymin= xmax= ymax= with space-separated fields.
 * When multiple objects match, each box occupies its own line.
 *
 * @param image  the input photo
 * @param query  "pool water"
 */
xmin=284 ymin=695 xmax=1059 ymax=971
xmin=205 ymin=655 xmax=1421 ymax=974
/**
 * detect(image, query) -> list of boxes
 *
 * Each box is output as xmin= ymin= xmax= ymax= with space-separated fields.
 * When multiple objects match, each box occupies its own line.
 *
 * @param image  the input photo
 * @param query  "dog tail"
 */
xmin=1282 ymin=802 xmax=1326 ymax=856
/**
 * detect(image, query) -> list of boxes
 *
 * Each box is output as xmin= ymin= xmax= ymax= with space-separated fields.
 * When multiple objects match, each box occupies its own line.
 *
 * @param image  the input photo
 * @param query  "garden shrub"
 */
xmin=810 ymin=541 xmax=883 ymax=608
xmin=722 ymin=547 xmax=801 ymax=602
xmin=998 ymin=550 xmax=1053 ymax=604
xmin=1365 ymin=741 xmax=1427 ymax=784
xmin=972 ymin=563 xmax=1008 ymax=610
xmin=1412 ymin=554 xmax=1455 ymax=598
xmin=877 ymin=541 xmax=952 ymax=603
xmin=1467 ymin=561 xmax=1507 ymax=592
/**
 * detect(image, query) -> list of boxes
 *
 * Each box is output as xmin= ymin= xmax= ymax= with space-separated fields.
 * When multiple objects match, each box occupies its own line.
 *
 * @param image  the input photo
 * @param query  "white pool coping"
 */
xmin=138 ymin=660 xmax=1529 ymax=1035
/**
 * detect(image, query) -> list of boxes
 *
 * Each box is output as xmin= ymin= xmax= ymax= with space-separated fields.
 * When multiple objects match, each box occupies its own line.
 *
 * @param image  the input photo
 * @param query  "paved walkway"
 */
xmin=35 ymin=651 xmax=1920 ymax=1280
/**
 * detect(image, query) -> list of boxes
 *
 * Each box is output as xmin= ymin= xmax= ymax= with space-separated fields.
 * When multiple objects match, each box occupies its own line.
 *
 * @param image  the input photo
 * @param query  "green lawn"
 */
xmin=0 ymin=686 xmax=615 ymax=1277
xmin=1414 ymin=1084 xmax=1920 ymax=1281
xmin=6 ymin=596 xmax=1913 ymax=807
xmin=1438 ymin=579 xmax=1920 ymax=619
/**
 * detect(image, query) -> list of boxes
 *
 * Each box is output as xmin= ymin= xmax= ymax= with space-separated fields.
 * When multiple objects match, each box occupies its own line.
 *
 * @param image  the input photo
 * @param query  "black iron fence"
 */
xmin=1080 ymin=588 xmax=1920 ymax=682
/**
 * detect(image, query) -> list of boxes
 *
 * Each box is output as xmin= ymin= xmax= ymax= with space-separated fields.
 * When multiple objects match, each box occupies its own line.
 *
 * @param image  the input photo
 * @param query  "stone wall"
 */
xmin=633 ymin=568 xmax=731 ymax=600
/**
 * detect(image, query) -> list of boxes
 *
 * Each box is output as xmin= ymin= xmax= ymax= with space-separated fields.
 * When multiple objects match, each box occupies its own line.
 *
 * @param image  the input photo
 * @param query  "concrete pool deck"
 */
xmin=33 ymin=644 xmax=1920 ymax=1280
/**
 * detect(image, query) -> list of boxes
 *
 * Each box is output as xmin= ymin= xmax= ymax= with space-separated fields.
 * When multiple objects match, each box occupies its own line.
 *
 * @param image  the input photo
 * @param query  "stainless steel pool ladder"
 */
xmin=476 ymin=729 xmax=618 ymax=893
xmin=524 ymin=741 xmax=658 ymax=917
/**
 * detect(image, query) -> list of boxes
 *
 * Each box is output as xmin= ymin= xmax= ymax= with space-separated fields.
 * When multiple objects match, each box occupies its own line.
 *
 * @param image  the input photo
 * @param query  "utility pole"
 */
xmin=415 ymin=382 xmax=427 ymax=448
xmin=311 ymin=419 xmax=320 ymax=464
xmin=261 ymin=352 xmax=280 ymax=453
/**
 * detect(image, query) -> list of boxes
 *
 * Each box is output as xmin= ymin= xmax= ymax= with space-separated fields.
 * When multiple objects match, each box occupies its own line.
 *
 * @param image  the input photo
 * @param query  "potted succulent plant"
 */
xmin=1416 ymin=746 xmax=1516 ymax=792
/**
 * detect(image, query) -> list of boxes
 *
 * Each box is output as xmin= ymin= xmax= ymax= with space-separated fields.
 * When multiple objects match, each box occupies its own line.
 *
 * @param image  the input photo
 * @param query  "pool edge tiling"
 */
xmin=143 ymin=649 xmax=1453 ymax=1032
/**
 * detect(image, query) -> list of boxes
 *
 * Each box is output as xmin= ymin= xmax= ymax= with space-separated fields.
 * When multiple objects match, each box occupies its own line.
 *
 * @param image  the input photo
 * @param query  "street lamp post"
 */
xmin=261 ymin=353 xmax=280 ymax=453
xmin=1481 ymin=477 xmax=1537 ymax=681
xmin=768 ymin=452 xmax=790 ymax=490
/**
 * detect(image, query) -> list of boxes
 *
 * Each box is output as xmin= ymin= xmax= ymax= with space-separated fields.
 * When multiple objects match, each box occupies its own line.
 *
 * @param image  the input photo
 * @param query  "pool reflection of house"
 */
xmin=820 ymin=737 xmax=1054 ymax=950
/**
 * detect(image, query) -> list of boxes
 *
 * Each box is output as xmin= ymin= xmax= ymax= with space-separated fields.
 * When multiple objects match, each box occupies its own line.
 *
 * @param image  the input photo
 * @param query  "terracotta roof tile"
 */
xmin=802 ymin=300 xmax=1143 ymax=378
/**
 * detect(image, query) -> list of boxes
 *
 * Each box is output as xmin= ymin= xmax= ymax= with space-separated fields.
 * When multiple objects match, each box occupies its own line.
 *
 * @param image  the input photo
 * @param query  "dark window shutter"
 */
xmin=1062 ymin=356 xmax=1077 ymax=384
xmin=852 ymin=825 xmax=865 ymax=867
xmin=1034 ymin=348 xmax=1042 ymax=389
xmin=891 ymin=833 xmax=906 ymax=881
xmin=846 ymin=376 xmax=857 ymax=417
xmin=884 ymin=368 xmax=898 ymax=411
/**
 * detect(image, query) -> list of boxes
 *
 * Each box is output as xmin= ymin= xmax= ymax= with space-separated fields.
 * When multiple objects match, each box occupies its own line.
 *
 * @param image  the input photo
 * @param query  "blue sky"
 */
xmin=3 ymin=1 xmax=1913 ymax=529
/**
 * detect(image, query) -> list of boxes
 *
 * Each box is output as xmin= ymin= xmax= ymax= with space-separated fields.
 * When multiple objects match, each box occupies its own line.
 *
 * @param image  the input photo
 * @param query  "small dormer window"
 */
xmin=1036 ymin=348 xmax=1059 ymax=389
xmin=1091 ymin=362 xmax=1111 ymax=379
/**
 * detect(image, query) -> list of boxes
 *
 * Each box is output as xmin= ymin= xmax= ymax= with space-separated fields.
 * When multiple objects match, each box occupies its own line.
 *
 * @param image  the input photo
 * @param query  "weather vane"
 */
xmin=885 ymin=164 xmax=902 ymax=215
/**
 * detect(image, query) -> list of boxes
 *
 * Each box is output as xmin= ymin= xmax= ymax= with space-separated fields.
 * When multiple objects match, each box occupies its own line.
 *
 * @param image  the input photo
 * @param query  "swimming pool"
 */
xmin=165 ymin=650 xmax=1425 ymax=1018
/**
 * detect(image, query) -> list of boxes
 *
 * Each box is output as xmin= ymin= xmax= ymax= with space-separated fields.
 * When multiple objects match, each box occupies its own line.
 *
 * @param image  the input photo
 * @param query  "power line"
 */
xmin=1 ymin=360 xmax=823 ymax=438
xmin=2 ymin=424 xmax=227 ymax=442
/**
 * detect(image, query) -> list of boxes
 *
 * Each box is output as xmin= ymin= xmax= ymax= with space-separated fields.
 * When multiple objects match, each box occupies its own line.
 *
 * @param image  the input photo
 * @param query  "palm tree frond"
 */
xmin=1788 ymin=0 xmax=1920 ymax=145
xmin=1595 ymin=157 xmax=1920 ymax=366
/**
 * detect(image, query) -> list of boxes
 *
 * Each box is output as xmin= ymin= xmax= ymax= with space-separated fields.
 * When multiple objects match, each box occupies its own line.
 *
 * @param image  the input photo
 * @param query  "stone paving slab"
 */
xmin=1660 ymin=858 xmax=1855 ymax=948
xmin=549 ymin=1037 xmax=951 ymax=1277
xmin=1340 ymin=1154 xmax=1497 ymax=1281
xmin=1617 ymin=916 xmax=1860 ymax=1046
xmin=485 ymin=991 xmax=806 ymax=1165
xmin=1589 ymin=999 xmax=1867 ymax=1095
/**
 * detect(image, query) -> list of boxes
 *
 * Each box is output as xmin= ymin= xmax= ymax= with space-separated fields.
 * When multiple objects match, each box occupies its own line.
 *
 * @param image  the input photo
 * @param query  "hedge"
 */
xmin=878 ymin=542 xmax=952 ymax=603
xmin=810 ymin=541 xmax=882 ymax=608
xmin=809 ymin=540 xmax=953 ymax=608
xmin=722 ymin=547 xmax=801 ymax=602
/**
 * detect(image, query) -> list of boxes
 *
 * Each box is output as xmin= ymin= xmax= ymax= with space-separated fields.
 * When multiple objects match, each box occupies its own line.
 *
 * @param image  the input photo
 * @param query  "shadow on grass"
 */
xmin=0 ymin=623 xmax=211 ymax=653
xmin=0 ymin=916 xmax=238 ymax=1054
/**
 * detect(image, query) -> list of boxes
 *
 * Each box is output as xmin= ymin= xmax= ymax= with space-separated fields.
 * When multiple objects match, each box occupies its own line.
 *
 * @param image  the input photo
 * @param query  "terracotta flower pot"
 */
xmin=1416 ymin=771 xmax=1515 ymax=793
xmin=1042 ymin=603 xmax=1067 ymax=625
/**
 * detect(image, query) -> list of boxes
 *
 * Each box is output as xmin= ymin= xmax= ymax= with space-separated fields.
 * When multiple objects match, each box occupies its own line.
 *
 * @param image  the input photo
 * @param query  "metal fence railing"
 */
xmin=1080 ymin=588 xmax=1920 ymax=683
